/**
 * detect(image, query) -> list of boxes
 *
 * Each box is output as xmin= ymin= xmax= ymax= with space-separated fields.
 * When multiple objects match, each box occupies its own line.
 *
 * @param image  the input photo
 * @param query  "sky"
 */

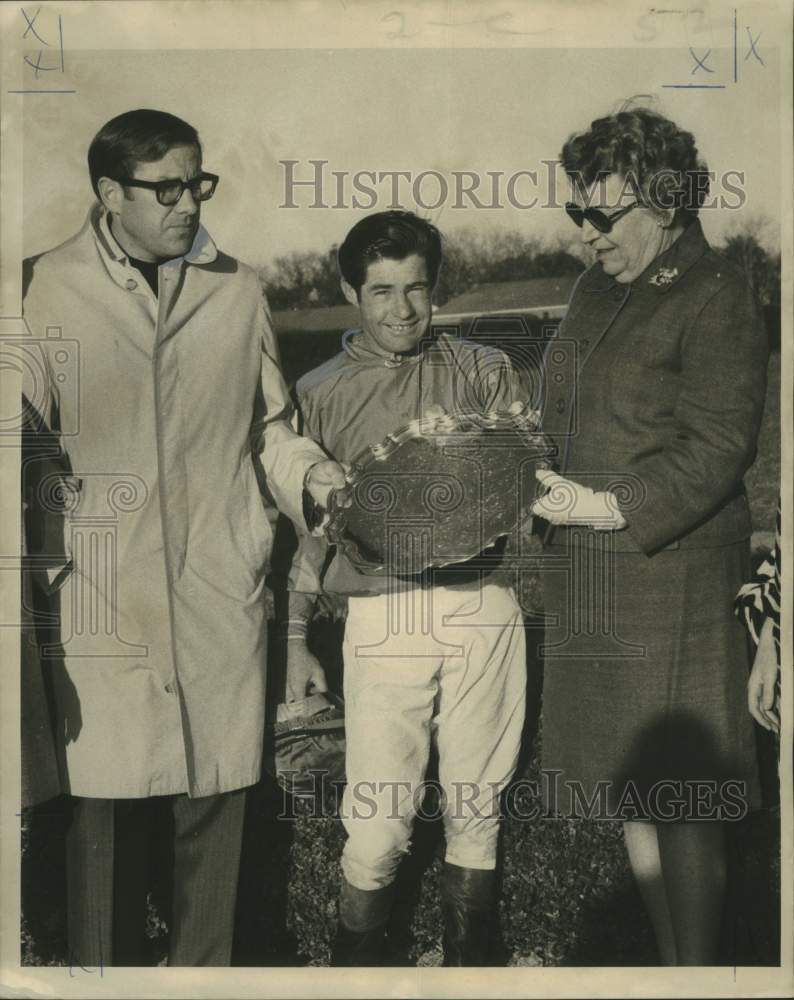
xmin=20 ymin=18 xmax=782 ymax=271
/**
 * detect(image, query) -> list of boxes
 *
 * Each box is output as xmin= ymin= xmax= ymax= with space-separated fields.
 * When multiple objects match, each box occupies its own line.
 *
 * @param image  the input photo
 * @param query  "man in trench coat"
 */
xmin=21 ymin=108 xmax=344 ymax=966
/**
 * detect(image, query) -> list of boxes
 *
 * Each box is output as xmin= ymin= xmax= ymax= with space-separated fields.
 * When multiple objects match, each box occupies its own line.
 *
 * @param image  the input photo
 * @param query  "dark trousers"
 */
xmin=65 ymin=789 xmax=247 ymax=967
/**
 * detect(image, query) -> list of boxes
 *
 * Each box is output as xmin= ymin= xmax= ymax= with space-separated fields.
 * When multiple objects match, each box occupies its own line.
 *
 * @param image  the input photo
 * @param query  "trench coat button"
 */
xmin=581 ymin=339 xmax=590 ymax=348
xmin=555 ymin=398 xmax=566 ymax=413
xmin=125 ymin=278 xmax=138 ymax=291
xmin=164 ymin=682 xmax=174 ymax=694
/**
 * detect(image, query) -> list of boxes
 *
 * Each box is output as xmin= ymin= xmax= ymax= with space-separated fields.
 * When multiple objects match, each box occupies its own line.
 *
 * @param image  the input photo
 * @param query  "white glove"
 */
xmin=530 ymin=469 xmax=627 ymax=531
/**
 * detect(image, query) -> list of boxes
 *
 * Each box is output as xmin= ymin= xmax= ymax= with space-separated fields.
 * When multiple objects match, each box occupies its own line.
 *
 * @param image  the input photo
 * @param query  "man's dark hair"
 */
xmin=337 ymin=211 xmax=443 ymax=294
xmin=88 ymin=109 xmax=201 ymax=197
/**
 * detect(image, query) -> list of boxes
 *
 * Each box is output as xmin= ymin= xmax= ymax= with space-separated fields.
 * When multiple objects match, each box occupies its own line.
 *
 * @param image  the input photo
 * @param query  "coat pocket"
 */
xmin=27 ymin=475 xmax=80 ymax=593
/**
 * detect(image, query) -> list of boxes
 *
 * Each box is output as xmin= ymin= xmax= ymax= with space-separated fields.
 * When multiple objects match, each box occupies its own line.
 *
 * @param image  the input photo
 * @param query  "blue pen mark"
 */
xmin=24 ymin=52 xmax=58 ymax=76
xmin=745 ymin=27 xmax=764 ymax=65
xmin=380 ymin=11 xmax=417 ymax=40
xmin=16 ymin=9 xmax=74 ymax=94
xmin=663 ymin=6 xmax=765 ymax=91
xmin=68 ymin=948 xmax=104 ymax=977
xmin=689 ymin=48 xmax=715 ymax=74
xmin=21 ymin=6 xmax=47 ymax=45
xmin=426 ymin=11 xmax=544 ymax=35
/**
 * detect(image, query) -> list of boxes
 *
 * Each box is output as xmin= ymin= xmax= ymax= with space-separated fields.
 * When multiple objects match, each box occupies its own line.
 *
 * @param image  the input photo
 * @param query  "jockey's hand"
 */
xmin=285 ymin=640 xmax=329 ymax=703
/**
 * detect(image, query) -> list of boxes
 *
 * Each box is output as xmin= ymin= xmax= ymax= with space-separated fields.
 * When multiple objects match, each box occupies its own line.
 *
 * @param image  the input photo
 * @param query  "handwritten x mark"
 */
xmin=21 ymin=6 xmax=48 ymax=45
xmin=689 ymin=48 xmax=714 ymax=74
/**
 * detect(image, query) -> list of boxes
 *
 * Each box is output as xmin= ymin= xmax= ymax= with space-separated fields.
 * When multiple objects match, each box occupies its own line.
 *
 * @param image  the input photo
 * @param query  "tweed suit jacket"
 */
xmin=541 ymin=221 xmax=769 ymax=555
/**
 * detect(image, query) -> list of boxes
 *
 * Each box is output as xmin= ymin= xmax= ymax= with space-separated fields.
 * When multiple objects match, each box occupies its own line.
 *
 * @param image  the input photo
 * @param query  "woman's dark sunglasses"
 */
xmin=565 ymin=200 xmax=640 ymax=234
xmin=117 ymin=172 xmax=219 ymax=207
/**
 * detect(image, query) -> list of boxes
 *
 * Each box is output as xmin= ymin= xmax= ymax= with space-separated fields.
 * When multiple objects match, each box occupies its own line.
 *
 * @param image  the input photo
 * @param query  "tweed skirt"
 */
xmin=540 ymin=531 xmax=760 ymax=821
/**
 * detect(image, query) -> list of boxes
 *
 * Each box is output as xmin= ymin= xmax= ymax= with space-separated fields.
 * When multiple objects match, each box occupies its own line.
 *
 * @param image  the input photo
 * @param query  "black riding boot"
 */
xmin=331 ymin=879 xmax=394 ymax=967
xmin=440 ymin=862 xmax=496 ymax=967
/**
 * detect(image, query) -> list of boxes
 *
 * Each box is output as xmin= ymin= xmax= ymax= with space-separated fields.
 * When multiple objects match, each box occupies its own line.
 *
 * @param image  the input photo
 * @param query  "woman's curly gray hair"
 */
xmin=560 ymin=107 xmax=710 ymax=223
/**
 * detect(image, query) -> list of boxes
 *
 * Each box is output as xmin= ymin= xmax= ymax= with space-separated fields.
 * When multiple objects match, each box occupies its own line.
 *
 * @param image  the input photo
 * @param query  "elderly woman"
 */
xmin=531 ymin=107 xmax=769 ymax=965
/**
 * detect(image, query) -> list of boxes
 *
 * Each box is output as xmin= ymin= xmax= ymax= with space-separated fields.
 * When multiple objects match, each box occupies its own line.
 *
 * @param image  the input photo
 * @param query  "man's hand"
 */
xmin=305 ymin=459 xmax=349 ymax=508
xmin=530 ymin=469 xmax=627 ymax=531
xmin=304 ymin=459 xmax=351 ymax=534
xmin=286 ymin=641 xmax=329 ymax=703
xmin=747 ymin=618 xmax=779 ymax=733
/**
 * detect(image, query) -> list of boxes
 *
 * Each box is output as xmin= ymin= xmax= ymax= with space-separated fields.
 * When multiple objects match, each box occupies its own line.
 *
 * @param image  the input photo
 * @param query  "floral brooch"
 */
xmin=649 ymin=266 xmax=679 ymax=287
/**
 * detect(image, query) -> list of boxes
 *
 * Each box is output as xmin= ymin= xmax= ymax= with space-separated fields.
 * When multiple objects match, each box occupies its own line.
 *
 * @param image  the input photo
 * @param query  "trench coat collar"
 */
xmin=584 ymin=218 xmax=710 ymax=297
xmin=89 ymin=204 xmax=218 ymax=289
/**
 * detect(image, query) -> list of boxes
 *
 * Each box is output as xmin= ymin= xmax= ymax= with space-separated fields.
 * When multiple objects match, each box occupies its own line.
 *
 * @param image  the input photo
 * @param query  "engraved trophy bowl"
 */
xmin=325 ymin=407 xmax=557 ymax=576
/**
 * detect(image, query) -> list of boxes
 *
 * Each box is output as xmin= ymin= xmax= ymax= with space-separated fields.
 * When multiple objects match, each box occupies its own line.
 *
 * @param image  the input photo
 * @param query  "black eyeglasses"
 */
xmin=565 ymin=201 xmax=640 ymax=234
xmin=116 ymin=172 xmax=219 ymax=207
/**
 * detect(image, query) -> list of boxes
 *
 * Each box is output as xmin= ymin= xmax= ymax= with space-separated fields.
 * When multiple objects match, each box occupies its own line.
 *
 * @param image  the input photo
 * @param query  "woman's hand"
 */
xmin=530 ymin=469 xmax=627 ymax=531
xmin=747 ymin=618 xmax=779 ymax=733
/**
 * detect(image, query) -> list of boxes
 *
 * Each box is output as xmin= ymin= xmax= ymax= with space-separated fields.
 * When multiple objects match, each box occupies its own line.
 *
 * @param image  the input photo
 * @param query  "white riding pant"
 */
xmin=340 ymin=582 xmax=526 ymax=891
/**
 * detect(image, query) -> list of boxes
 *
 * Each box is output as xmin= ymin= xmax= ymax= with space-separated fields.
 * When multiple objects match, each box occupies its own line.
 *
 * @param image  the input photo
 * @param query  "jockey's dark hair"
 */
xmin=337 ymin=211 xmax=443 ymax=293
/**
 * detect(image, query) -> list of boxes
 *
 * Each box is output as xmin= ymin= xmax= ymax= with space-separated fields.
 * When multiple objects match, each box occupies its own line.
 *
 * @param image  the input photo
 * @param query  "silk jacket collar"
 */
xmin=341 ymin=327 xmax=427 ymax=367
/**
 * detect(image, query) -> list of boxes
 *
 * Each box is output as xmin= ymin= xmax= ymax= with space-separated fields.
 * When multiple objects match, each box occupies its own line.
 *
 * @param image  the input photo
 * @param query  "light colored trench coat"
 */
xmin=22 ymin=206 xmax=326 ymax=798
